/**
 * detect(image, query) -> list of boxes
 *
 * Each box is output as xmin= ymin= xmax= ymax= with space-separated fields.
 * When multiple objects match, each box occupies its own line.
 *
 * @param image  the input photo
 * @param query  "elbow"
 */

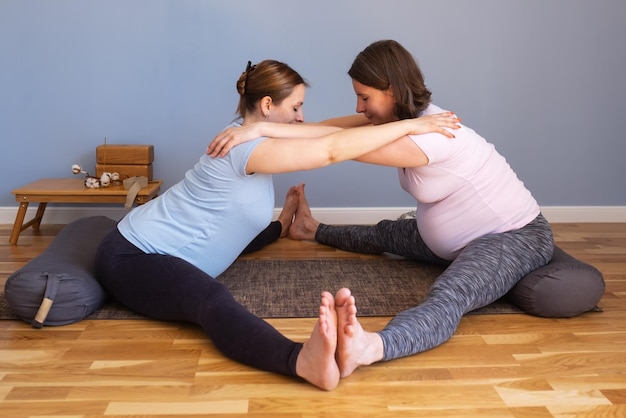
xmin=327 ymin=152 xmax=340 ymax=165
xmin=320 ymin=137 xmax=348 ymax=166
xmin=325 ymin=141 xmax=345 ymax=165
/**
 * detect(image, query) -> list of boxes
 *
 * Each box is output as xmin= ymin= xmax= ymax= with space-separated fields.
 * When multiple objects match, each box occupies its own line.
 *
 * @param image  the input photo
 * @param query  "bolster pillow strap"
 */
xmin=32 ymin=273 xmax=65 ymax=329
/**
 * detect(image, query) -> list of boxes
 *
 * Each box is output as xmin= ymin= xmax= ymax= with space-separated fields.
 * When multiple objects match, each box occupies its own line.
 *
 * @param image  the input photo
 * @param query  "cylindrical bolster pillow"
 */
xmin=508 ymin=246 xmax=605 ymax=318
xmin=4 ymin=216 xmax=117 ymax=327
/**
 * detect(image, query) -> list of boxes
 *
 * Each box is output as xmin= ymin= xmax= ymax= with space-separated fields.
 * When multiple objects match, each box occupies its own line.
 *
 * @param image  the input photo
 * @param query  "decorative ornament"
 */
xmin=71 ymin=163 xmax=119 ymax=189
xmin=100 ymin=172 xmax=111 ymax=187
xmin=84 ymin=176 xmax=100 ymax=189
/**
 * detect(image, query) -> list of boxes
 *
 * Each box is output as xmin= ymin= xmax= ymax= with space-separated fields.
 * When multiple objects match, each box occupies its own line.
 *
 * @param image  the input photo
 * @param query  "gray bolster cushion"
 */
xmin=508 ymin=246 xmax=605 ymax=318
xmin=4 ymin=216 xmax=116 ymax=328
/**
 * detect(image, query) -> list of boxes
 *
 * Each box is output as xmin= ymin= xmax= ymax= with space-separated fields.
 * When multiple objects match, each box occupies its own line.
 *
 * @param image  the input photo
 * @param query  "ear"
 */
xmin=260 ymin=96 xmax=273 ymax=117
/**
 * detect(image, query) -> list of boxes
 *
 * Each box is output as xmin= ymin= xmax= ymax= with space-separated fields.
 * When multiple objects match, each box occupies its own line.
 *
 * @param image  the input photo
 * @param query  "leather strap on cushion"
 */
xmin=32 ymin=273 xmax=64 ymax=328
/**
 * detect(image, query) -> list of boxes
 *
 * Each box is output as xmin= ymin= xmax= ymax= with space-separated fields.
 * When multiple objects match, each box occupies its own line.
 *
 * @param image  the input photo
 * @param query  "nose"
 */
xmin=355 ymin=98 xmax=365 ymax=113
xmin=296 ymin=109 xmax=304 ymax=123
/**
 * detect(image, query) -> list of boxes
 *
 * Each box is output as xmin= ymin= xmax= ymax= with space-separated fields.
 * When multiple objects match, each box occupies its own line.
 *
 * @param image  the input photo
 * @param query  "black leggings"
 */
xmin=94 ymin=228 xmax=302 ymax=376
xmin=315 ymin=213 xmax=554 ymax=360
xmin=241 ymin=221 xmax=281 ymax=254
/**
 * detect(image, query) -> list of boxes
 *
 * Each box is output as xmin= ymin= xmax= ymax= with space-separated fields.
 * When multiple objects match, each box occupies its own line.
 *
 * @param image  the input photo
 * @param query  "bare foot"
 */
xmin=288 ymin=184 xmax=320 ymax=241
xmin=296 ymin=291 xmax=340 ymax=390
xmin=294 ymin=183 xmax=311 ymax=216
xmin=335 ymin=288 xmax=384 ymax=378
xmin=277 ymin=185 xmax=301 ymax=237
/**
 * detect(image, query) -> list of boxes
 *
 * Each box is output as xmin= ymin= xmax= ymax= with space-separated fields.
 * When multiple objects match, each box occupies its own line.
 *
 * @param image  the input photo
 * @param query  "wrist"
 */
xmin=257 ymin=121 xmax=269 ymax=138
xmin=400 ymin=119 xmax=413 ymax=135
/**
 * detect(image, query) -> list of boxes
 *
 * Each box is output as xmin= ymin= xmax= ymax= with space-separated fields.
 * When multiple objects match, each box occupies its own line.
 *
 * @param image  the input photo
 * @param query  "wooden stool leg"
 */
xmin=9 ymin=202 xmax=29 ymax=245
xmin=32 ymin=202 xmax=47 ymax=230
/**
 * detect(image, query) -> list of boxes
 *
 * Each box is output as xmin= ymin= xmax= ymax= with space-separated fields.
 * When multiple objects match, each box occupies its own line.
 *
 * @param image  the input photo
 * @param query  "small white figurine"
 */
xmin=71 ymin=164 xmax=120 ymax=189
xmin=100 ymin=173 xmax=111 ymax=187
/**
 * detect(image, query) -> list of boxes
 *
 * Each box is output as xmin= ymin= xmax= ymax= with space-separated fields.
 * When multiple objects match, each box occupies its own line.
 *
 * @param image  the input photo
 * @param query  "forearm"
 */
xmin=259 ymin=122 xmax=341 ymax=139
xmin=319 ymin=114 xmax=371 ymax=128
xmin=325 ymin=120 xmax=413 ymax=162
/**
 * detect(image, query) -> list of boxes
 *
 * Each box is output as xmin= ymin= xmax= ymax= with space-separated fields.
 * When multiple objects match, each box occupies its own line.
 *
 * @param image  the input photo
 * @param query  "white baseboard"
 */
xmin=0 ymin=205 xmax=625 ymax=226
xmin=305 ymin=206 xmax=626 ymax=224
xmin=538 ymin=206 xmax=626 ymax=223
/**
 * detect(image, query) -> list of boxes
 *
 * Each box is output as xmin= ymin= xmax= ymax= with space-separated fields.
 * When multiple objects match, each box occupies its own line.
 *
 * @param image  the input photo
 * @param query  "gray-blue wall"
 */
xmin=2 ymin=0 xmax=625 ymax=209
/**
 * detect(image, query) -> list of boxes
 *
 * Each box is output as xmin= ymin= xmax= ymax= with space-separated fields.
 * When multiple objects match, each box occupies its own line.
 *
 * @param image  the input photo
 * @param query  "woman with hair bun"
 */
xmin=95 ymin=58 xmax=460 ymax=390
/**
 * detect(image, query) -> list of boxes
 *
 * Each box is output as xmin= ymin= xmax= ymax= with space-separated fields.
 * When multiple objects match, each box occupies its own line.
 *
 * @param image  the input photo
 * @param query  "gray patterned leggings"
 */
xmin=315 ymin=213 xmax=553 ymax=361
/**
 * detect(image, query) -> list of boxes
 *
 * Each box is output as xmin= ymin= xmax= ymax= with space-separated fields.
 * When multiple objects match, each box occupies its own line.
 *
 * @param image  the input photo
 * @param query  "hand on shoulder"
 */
xmin=207 ymin=123 xmax=264 ymax=157
xmin=408 ymin=112 xmax=461 ymax=138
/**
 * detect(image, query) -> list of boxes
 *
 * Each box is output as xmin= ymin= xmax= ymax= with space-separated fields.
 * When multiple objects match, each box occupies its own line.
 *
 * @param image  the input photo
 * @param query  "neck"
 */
xmin=242 ymin=113 xmax=265 ymax=126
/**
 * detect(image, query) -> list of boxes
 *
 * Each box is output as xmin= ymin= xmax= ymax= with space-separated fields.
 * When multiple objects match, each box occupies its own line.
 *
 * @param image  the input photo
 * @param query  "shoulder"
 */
xmin=420 ymin=103 xmax=449 ymax=116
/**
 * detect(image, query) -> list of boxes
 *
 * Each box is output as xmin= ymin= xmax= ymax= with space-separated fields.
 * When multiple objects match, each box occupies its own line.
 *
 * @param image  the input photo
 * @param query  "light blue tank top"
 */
xmin=118 ymin=134 xmax=273 ymax=277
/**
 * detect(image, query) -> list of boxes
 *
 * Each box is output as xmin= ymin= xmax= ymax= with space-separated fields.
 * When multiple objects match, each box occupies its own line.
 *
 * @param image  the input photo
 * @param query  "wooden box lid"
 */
xmin=96 ymin=144 xmax=154 ymax=164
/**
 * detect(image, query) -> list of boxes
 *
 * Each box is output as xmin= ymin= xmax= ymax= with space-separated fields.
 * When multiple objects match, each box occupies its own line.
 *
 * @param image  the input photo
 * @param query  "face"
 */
xmin=268 ymin=83 xmax=306 ymax=124
xmin=352 ymin=79 xmax=396 ymax=125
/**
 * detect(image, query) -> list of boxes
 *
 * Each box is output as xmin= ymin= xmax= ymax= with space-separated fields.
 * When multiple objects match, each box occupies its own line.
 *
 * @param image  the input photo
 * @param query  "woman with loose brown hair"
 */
xmin=95 ymin=58 xmax=460 ymax=390
xmin=348 ymin=39 xmax=431 ymax=120
xmin=294 ymin=40 xmax=553 ymax=378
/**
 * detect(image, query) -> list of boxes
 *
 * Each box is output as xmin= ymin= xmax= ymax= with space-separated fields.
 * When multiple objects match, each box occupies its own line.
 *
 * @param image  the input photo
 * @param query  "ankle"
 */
xmin=362 ymin=332 xmax=385 ymax=365
xmin=277 ymin=218 xmax=291 ymax=236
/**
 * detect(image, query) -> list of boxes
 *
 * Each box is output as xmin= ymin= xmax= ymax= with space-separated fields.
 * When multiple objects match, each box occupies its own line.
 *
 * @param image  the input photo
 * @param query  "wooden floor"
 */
xmin=0 ymin=222 xmax=625 ymax=417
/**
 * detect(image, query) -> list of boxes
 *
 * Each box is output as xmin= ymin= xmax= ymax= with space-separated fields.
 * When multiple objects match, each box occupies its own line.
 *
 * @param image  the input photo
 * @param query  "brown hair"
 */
xmin=236 ymin=60 xmax=309 ymax=118
xmin=348 ymin=40 xmax=431 ymax=120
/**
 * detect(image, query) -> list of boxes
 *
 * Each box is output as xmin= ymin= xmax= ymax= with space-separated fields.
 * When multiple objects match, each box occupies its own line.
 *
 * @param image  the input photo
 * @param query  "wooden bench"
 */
xmin=10 ymin=178 xmax=162 ymax=245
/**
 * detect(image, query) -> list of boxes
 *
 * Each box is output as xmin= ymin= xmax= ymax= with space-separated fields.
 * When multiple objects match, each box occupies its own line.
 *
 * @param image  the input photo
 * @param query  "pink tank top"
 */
xmin=398 ymin=105 xmax=539 ymax=260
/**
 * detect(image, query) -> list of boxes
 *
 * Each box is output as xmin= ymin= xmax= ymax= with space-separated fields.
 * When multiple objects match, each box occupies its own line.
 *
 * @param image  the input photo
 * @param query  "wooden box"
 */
xmin=96 ymin=144 xmax=154 ymax=165
xmin=96 ymin=163 xmax=153 ymax=180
